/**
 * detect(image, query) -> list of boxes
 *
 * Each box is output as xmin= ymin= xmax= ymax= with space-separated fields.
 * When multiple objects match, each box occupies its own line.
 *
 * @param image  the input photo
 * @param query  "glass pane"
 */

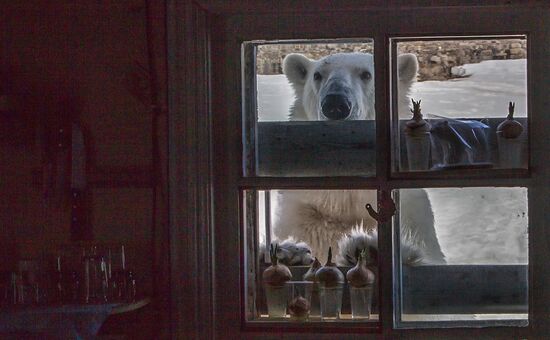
xmin=243 ymin=40 xmax=377 ymax=177
xmin=244 ymin=189 xmax=380 ymax=324
xmin=395 ymin=187 xmax=528 ymax=327
xmin=391 ymin=37 xmax=528 ymax=172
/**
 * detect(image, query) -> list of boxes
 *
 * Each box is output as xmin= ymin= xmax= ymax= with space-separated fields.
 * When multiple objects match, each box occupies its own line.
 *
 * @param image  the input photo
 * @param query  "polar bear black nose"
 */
xmin=321 ymin=94 xmax=351 ymax=120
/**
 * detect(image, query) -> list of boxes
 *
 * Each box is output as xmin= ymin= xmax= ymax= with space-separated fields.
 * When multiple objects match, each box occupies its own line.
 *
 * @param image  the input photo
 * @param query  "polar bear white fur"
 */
xmin=282 ymin=52 xmax=419 ymax=120
xmin=273 ymin=52 xmax=445 ymax=265
xmin=337 ymin=227 xmax=429 ymax=267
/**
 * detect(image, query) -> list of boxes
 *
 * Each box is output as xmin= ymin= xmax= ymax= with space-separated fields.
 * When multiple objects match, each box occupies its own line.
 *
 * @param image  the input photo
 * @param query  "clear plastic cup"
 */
xmin=405 ymin=132 xmax=431 ymax=171
xmin=497 ymin=131 xmax=524 ymax=168
xmin=349 ymin=285 xmax=374 ymax=319
xmin=319 ymin=283 xmax=344 ymax=320
xmin=264 ymin=284 xmax=288 ymax=318
xmin=305 ymin=282 xmax=320 ymax=317
xmin=82 ymin=246 xmax=108 ymax=303
xmin=286 ymin=281 xmax=313 ymax=321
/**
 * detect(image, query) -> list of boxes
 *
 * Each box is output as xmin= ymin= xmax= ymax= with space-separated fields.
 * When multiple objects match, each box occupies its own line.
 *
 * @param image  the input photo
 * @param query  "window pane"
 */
xmin=391 ymin=37 xmax=528 ymax=172
xmin=244 ymin=189 xmax=380 ymax=324
xmin=244 ymin=40 xmax=377 ymax=177
xmin=395 ymin=187 xmax=528 ymax=327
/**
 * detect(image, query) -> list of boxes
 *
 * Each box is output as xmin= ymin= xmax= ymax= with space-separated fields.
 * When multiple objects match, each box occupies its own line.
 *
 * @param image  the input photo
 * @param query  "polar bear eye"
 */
xmin=313 ymin=72 xmax=322 ymax=81
xmin=360 ymin=71 xmax=372 ymax=81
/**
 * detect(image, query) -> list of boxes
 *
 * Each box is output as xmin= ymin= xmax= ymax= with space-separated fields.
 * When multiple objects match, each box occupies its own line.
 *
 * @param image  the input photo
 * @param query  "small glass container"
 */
xmin=497 ymin=131 xmax=524 ymax=168
xmin=126 ymin=270 xmax=137 ymax=302
xmin=17 ymin=259 xmax=40 ymax=305
xmin=286 ymin=281 xmax=313 ymax=321
xmin=405 ymin=132 xmax=432 ymax=170
xmin=82 ymin=246 xmax=108 ymax=303
xmin=305 ymin=282 xmax=320 ymax=317
xmin=319 ymin=283 xmax=344 ymax=320
xmin=349 ymin=285 xmax=374 ymax=319
xmin=264 ymin=284 xmax=288 ymax=318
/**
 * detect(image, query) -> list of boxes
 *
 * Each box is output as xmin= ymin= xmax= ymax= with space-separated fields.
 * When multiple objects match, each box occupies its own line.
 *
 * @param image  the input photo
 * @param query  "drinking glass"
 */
xmin=350 ymin=285 xmax=374 ymax=319
xmin=286 ymin=281 xmax=313 ymax=321
xmin=82 ymin=245 xmax=108 ymax=303
xmin=319 ymin=283 xmax=344 ymax=320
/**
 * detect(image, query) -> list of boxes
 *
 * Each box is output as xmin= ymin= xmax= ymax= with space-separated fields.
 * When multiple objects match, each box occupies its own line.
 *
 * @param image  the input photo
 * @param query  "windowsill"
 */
xmin=256 ymin=313 xmax=380 ymax=321
xmin=401 ymin=313 xmax=528 ymax=322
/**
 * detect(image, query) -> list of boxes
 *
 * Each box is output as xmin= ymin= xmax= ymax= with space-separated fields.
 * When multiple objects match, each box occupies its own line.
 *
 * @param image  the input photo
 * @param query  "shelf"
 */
xmin=0 ymin=297 xmax=151 ymax=337
xmin=0 ymin=297 xmax=151 ymax=314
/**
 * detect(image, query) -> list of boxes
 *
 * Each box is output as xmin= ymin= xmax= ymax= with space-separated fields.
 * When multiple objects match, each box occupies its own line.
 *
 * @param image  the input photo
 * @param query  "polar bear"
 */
xmin=272 ymin=52 xmax=446 ymax=265
xmin=282 ymin=52 xmax=419 ymax=120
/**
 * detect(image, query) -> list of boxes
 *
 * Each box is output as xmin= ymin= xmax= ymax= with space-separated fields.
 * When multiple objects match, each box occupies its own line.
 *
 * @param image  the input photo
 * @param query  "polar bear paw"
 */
xmin=259 ymin=238 xmax=315 ymax=266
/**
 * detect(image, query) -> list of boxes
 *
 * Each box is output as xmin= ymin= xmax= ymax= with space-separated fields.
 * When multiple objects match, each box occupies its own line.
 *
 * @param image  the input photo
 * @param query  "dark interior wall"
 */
xmin=0 ymin=1 xmax=156 ymax=294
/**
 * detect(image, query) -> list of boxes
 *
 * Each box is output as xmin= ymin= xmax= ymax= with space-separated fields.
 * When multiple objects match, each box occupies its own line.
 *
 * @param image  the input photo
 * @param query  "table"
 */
xmin=0 ymin=298 xmax=150 ymax=339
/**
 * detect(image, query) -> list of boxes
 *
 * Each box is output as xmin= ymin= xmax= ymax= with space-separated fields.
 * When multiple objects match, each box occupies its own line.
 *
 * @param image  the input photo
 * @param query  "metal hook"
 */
xmin=365 ymin=191 xmax=396 ymax=224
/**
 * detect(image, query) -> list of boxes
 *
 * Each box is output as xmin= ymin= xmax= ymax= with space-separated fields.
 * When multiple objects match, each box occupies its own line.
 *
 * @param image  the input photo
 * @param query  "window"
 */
xmin=391 ymin=36 xmax=528 ymax=173
xmin=169 ymin=2 xmax=550 ymax=338
xmin=395 ymin=187 xmax=528 ymax=328
xmin=244 ymin=189 xmax=381 ymax=325
xmin=246 ymin=40 xmax=377 ymax=177
xmin=242 ymin=33 xmax=530 ymax=329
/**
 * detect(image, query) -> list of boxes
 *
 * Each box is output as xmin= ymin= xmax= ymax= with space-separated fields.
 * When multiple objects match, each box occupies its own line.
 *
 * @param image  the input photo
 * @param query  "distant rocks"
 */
xmin=397 ymin=39 xmax=527 ymax=81
xmin=256 ymin=39 xmax=527 ymax=81
xmin=450 ymin=66 xmax=468 ymax=78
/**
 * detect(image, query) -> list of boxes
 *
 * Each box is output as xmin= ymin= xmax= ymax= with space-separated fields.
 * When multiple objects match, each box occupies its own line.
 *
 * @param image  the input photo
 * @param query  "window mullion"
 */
xmin=373 ymin=20 xmax=396 ymax=332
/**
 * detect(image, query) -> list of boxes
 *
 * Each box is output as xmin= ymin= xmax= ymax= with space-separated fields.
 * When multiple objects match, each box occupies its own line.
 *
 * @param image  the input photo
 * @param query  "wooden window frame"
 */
xmin=167 ymin=1 xmax=550 ymax=338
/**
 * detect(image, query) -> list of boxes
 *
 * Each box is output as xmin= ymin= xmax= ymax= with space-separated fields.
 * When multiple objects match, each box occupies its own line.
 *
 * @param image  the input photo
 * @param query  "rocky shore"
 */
xmin=256 ymin=39 xmax=526 ymax=81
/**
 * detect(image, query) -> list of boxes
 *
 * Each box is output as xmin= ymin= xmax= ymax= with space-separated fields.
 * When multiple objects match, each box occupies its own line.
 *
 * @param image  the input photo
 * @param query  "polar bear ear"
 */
xmin=283 ymin=53 xmax=313 ymax=86
xmin=397 ymin=53 xmax=419 ymax=83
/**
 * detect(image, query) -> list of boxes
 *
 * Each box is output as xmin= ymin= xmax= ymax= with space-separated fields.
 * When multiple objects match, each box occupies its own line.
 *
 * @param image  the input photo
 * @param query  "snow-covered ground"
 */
xmin=257 ymin=59 xmax=528 ymax=264
xmin=412 ymin=59 xmax=527 ymax=119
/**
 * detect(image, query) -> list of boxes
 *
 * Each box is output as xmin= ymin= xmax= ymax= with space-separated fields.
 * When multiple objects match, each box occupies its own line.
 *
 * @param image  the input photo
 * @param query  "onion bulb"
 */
xmin=497 ymin=101 xmax=523 ymax=139
xmin=346 ymin=249 xmax=375 ymax=288
xmin=262 ymin=243 xmax=292 ymax=287
xmin=303 ymin=257 xmax=321 ymax=282
xmin=405 ymin=98 xmax=431 ymax=134
xmin=315 ymin=247 xmax=344 ymax=288
xmin=288 ymin=296 xmax=310 ymax=319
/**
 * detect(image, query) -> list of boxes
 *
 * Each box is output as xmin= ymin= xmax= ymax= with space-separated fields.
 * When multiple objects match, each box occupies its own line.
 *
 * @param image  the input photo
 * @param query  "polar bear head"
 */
xmin=283 ymin=52 xmax=418 ymax=120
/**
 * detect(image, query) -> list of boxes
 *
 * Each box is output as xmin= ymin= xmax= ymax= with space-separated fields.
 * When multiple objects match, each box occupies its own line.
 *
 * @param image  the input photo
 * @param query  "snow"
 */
xmin=257 ymin=75 xmax=296 ymax=121
xmin=412 ymin=59 xmax=527 ymax=119
xmin=256 ymin=59 xmax=528 ymax=264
